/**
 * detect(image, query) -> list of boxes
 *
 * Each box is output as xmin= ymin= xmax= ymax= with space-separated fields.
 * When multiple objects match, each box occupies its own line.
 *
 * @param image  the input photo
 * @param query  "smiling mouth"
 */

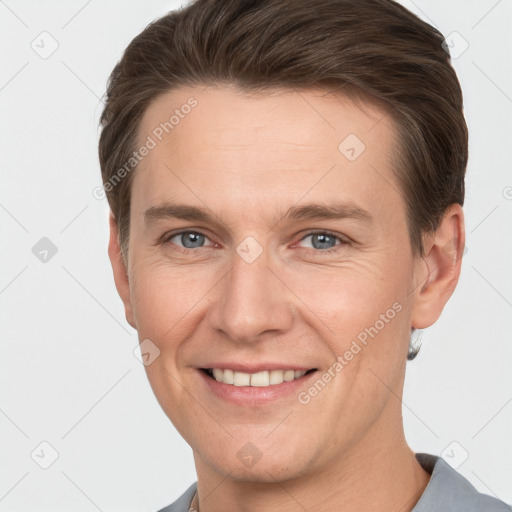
xmin=201 ymin=368 xmax=317 ymax=386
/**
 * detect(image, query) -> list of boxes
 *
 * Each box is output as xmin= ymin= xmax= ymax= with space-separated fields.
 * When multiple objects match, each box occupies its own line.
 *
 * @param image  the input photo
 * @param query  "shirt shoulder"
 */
xmin=413 ymin=453 xmax=511 ymax=512
xmin=155 ymin=482 xmax=197 ymax=512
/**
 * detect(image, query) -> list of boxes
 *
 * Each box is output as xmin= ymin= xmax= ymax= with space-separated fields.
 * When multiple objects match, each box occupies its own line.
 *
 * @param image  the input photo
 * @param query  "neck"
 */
xmin=192 ymin=406 xmax=431 ymax=512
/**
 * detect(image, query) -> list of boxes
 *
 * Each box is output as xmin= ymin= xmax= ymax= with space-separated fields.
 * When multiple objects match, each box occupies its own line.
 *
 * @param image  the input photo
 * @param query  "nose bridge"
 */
xmin=208 ymin=241 xmax=293 ymax=343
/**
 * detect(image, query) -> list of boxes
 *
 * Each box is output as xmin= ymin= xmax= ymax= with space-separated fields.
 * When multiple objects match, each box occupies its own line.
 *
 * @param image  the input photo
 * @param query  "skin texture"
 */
xmin=108 ymin=84 xmax=465 ymax=511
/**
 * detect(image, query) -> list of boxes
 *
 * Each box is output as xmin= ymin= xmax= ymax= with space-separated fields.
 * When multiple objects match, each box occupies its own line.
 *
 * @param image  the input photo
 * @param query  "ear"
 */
xmin=108 ymin=213 xmax=136 ymax=329
xmin=411 ymin=204 xmax=465 ymax=329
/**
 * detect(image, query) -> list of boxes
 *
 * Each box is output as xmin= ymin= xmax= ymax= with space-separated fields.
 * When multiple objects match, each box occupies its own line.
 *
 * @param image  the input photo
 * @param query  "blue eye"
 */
xmin=165 ymin=231 xmax=213 ymax=250
xmin=298 ymin=231 xmax=348 ymax=252
xmin=162 ymin=230 xmax=348 ymax=254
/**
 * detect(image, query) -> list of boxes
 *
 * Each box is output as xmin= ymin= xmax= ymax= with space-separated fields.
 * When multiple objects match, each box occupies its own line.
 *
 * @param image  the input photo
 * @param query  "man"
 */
xmin=98 ymin=0 xmax=511 ymax=510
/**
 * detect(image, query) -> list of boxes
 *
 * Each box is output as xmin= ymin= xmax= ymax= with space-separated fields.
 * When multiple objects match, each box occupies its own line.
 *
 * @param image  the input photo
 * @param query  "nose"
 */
xmin=206 ymin=245 xmax=294 ymax=344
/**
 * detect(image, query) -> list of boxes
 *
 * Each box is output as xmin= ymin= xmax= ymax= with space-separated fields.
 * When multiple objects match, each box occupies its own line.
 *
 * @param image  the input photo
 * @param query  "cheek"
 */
xmin=129 ymin=262 xmax=208 ymax=338
xmin=284 ymin=255 xmax=409 ymax=334
xmin=128 ymin=265 xmax=205 ymax=434
xmin=292 ymin=257 xmax=411 ymax=394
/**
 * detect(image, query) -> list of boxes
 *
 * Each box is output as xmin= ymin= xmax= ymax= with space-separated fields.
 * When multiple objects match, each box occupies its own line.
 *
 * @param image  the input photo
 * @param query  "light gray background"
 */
xmin=1 ymin=1 xmax=511 ymax=510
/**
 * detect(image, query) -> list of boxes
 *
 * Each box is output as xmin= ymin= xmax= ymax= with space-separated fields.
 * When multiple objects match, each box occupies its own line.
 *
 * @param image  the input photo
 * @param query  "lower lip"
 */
xmin=198 ymin=370 xmax=318 ymax=406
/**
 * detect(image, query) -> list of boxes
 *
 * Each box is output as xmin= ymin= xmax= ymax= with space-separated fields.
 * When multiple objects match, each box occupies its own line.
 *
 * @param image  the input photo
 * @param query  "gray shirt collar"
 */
xmin=157 ymin=453 xmax=510 ymax=511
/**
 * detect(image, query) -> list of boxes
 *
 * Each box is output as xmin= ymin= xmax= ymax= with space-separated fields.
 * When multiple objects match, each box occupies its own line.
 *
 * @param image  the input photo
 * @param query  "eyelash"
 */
xmin=162 ymin=230 xmax=350 ymax=255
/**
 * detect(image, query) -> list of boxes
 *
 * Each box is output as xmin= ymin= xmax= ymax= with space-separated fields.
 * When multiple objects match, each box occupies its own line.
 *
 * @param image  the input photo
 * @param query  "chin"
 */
xmin=196 ymin=440 xmax=317 ymax=483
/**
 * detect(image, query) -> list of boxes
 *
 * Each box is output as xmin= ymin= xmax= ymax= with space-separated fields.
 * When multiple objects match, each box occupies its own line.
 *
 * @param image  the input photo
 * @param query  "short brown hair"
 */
xmin=98 ymin=0 xmax=468 ymax=359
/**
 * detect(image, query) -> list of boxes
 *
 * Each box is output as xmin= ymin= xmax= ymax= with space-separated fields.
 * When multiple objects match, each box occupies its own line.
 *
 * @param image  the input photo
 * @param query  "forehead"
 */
xmin=131 ymin=84 xmax=404 ymax=227
xmin=137 ymin=83 xmax=395 ymax=151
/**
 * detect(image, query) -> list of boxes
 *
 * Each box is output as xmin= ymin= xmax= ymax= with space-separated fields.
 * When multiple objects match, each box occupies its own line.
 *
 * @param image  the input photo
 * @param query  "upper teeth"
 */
xmin=210 ymin=369 xmax=308 ymax=386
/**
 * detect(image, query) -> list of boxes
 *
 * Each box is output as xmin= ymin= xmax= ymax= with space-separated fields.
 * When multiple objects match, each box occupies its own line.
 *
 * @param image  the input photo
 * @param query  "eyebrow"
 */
xmin=144 ymin=201 xmax=374 ymax=228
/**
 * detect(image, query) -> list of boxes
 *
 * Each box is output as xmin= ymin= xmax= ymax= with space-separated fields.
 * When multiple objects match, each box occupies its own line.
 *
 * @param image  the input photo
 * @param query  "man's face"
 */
xmin=118 ymin=85 xmax=424 ymax=480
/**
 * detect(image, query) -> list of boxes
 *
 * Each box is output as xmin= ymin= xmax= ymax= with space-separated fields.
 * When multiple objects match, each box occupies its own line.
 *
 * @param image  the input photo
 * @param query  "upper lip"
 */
xmin=198 ymin=363 xmax=317 ymax=373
